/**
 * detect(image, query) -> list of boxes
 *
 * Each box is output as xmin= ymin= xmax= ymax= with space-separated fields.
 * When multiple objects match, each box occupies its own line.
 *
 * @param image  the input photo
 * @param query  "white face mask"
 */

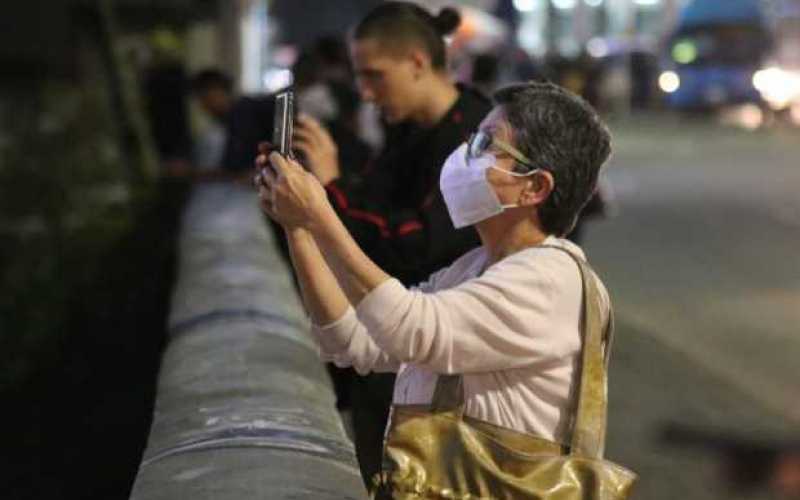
xmin=440 ymin=143 xmax=539 ymax=229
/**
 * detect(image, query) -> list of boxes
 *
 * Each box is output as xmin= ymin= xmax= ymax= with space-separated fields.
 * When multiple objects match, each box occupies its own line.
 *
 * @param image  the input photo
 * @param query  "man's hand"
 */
xmin=293 ymin=113 xmax=340 ymax=186
xmin=255 ymin=144 xmax=332 ymax=230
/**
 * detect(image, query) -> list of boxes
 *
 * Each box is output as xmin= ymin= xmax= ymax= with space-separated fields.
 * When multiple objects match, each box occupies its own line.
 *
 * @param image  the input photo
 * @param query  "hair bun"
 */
xmin=433 ymin=7 xmax=461 ymax=36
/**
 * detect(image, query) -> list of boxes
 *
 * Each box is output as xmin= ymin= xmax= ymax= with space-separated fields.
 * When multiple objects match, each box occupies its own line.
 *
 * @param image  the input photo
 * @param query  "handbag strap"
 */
xmin=429 ymin=244 xmax=613 ymax=459
xmin=553 ymin=247 xmax=613 ymax=459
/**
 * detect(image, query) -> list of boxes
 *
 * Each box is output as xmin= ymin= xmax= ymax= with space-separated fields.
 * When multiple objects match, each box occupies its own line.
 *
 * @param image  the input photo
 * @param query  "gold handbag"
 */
xmin=372 ymin=247 xmax=637 ymax=499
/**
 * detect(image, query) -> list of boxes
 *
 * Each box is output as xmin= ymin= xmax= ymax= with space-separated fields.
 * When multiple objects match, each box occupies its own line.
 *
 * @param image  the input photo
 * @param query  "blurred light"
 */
xmin=150 ymin=27 xmax=183 ymax=56
xmin=513 ymin=0 xmax=537 ymax=12
xmin=240 ymin=1 xmax=268 ymax=92
xmin=672 ymin=40 xmax=697 ymax=64
xmin=740 ymin=104 xmax=764 ymax=130
xmin=634 ymin=0 xmax=660 ymax=6
xmin=262 ymin=68 xmax=293 ymax=92
xmin=753 ymin=66 xmax=800 ymax=110
xmin=552 ymin=0 xmax=577 ymax=10
xmin=586 ymin=38 xmax=609 ymax=58
xmin=558 ymin=38 xmax=581 ymax=57
xmin=730 ymin=104 xmax=764 ymax=130
xmin=659 ymin=71 xmax=680 ymax=93
xmin=517 ymin=27 xmax=543 ymax=54
xmin=272 ymin=45 xmax=298 ymax=68
xmin=517 ymin=12 xmax=546 ymax=56
xmin=455 ymin=6 xmax=509 ymax=53
xmin=585 ymin=0 xmax=603 ymax=6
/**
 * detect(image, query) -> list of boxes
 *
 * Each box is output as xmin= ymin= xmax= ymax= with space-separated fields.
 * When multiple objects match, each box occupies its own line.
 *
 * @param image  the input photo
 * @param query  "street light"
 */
xmin=552 ymin=0 xmax=577 ymax=10
xmin=512 ymin=0 xmax=537 ymax=12
xmin=587 ymin=37 xmax=609 ymax=58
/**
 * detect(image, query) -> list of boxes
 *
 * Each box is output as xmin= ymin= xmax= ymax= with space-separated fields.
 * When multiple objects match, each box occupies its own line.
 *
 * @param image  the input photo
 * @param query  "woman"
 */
xmin=255 ymin=81 xmax=614 ymax=495
xmin=290 ymin=2 xmax=491 ymax=483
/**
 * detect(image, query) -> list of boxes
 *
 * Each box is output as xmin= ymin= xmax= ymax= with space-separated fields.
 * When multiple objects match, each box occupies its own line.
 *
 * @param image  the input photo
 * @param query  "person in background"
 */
xmin=292 ymin=40 xmax=372 ymax=182
xmin=141 ymin=32 xmax=193 ymax=177
xmin=189 ymin=75 xmax=227 ymax=172
xmin=662 ymin=423 xmax=800 ymax=499
xmin=774 ymin=452 xmax=800 ymax=498
xmin=288 ymin=1 xmax=491 ymax=485
xmin=470 ymin=53 xmax=501 ymax=96
xmin=190 ymin=68 xmax=274 ymax=180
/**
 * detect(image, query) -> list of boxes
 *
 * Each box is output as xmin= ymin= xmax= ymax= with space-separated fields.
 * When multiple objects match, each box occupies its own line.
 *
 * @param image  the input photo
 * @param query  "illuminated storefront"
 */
xmin=513 ymin=0 xmax=689 ymax=56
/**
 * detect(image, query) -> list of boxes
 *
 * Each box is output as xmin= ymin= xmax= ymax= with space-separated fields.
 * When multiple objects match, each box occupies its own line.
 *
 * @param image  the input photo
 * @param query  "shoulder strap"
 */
xmin=429 ymin=245 xmax=614 ymax=460
xmin=547 ymin=247 xmax=613 ymax=459
xmin=430 ymin=373 xmax=463 ymax=414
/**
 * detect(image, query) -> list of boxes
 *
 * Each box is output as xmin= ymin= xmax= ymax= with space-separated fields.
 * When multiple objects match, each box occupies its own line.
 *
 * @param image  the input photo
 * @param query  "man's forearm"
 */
xmin=285 ymin=227 xmax=350 ymax=325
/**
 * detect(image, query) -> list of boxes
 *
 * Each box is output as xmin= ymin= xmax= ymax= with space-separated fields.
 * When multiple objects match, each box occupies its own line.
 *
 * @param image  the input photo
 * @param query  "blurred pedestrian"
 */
xmin=292 ymin=40 xmax=372 ymax=181
xmin=663 ymin=423 xmax=800 ymax=499
xmin=188 ymin=70 xmax=227 ymax=172
xmin=773 ymin=452 xmax=800 ymax=498
xmin=190 ymin=68 xmax=274 ymax=181
xmin=470 ymin=53 xmax=500 ymax=96
xmin=141 ymin=30 xmax=192 ymax=177
xmin=288 ymin=1 xmax=491 ymax=485
xmin=567 ymin=180 xmax=615 ymax=244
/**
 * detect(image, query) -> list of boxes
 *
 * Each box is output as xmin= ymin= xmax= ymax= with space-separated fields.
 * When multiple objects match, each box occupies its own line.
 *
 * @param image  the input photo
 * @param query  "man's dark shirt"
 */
xmin=325 ymin=85 xmax=492 ymax=286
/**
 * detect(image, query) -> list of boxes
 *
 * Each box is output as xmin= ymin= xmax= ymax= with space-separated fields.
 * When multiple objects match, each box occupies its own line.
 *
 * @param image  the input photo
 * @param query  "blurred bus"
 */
xmin=658 ymin=0 xmax=771 ymax=110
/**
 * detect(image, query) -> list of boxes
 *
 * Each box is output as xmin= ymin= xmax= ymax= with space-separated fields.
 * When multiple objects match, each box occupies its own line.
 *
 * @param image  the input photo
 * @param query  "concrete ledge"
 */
xmin=130 ymin=183 xmax=366 ymax=500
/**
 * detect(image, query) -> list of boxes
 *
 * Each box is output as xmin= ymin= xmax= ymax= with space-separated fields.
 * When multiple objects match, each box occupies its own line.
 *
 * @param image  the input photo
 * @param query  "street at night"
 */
xmin=590 ymin=115 xmax=800 ymax=499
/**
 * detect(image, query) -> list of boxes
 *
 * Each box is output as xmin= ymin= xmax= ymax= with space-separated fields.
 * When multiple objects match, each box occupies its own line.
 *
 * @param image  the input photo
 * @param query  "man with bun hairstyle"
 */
xmin=289 ymin=1 xmax=491 ymax=485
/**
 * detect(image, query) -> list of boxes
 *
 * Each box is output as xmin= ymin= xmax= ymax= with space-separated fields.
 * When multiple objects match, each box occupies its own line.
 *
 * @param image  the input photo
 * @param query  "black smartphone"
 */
xmin=273 ymin=90 xmax=294 ymax=158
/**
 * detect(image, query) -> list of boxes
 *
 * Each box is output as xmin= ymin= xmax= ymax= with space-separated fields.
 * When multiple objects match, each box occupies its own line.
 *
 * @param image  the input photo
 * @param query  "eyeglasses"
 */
xmin=466 ymin=131 xmax=538 ymax=172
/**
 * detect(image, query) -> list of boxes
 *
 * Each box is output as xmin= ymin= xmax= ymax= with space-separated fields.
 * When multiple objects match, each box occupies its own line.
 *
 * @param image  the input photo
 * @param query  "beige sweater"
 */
xmin=312 ymin=236 xmax=610 ymax=444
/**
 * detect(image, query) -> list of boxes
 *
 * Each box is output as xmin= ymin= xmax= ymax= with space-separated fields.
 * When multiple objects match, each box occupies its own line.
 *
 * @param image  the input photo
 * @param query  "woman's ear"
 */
xmin=518 ymin=170 xmax=554 ymax=207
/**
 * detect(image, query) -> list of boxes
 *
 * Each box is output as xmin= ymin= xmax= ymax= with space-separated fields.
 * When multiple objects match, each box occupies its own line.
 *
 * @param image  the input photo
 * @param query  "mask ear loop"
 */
xmin=492 ymin=167 xmax=541 ymax=209
xmin=490 ymin=165 xmax=540 ymax=178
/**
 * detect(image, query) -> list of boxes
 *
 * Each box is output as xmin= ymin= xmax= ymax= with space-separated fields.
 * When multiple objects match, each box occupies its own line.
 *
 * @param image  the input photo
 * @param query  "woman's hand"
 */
xmin=293 ymin=113 xmax=340 ymax=186
xmin=255 ymin=144 xmax=332 ymax=230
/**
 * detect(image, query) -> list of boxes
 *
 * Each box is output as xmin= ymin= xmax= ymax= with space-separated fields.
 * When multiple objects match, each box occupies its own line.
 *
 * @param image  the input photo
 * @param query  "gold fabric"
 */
xmin=372 ymin=247 xmax=637 ymax=499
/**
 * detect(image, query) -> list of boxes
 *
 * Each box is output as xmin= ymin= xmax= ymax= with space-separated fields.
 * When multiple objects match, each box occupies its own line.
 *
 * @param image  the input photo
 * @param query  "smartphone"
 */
xmin=273 ymin=90 xmax=294 ymax=158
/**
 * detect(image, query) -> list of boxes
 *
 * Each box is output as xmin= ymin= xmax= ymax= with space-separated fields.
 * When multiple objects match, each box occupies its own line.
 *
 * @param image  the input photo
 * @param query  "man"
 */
xmin=190 ymin=69 xmax=274 ymax=179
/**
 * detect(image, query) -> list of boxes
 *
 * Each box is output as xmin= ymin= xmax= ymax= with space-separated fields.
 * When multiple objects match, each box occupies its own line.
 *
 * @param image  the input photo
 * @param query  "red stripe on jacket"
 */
xmin=326 ymin=181 xmax=425 ymax=240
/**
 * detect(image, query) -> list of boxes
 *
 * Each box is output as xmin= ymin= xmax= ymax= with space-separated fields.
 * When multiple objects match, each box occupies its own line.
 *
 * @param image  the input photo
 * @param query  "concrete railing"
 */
xmin=130 ymin=183 xmax=367 ymax=500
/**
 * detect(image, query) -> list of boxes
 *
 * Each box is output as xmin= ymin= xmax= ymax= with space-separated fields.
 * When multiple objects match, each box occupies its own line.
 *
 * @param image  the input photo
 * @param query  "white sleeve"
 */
xmin=309 ymin=261 xmax=454 ymax=375
xmin=311 ymin=306 xmax=400 ymax=374
xmin=354 ymin=249 xmax=584 ymax=374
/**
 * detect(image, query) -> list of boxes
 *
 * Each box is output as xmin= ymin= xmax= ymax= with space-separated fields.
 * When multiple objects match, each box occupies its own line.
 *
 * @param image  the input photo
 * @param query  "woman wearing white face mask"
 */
xmin=255 ymin=81 xmax=631 ymax=498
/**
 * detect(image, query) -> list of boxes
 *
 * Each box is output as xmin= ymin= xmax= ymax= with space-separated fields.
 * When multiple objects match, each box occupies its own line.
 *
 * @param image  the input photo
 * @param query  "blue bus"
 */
xmin=659 ymin=0 xmax=771 ymax=109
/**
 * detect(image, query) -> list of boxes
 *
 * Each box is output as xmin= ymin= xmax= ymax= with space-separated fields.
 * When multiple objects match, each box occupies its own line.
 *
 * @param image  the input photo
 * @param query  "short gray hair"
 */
xmin=493 ymin=81 xmax=611 ymax=236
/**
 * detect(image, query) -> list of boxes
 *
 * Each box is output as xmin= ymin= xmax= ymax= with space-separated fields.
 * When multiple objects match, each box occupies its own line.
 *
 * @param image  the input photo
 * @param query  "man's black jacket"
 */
xmin=325 ymin=85 xmax=491 ymax=286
